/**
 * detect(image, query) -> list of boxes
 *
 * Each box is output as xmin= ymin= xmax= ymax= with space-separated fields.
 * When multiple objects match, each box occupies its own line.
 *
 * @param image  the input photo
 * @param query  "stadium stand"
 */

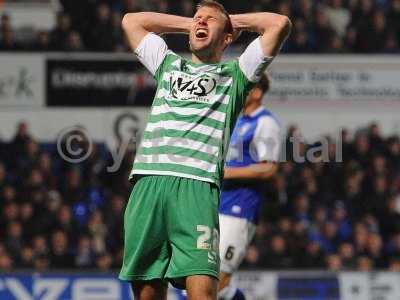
xmin=1 ymin=0 xmax=400 ymax=53
xmin=1 ymin=121 xmax=400 ymax=272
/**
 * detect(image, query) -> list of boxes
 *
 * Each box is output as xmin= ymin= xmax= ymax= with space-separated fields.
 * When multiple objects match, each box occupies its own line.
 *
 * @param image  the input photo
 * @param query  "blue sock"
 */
xmin=232 ymin=288 xmax=246 ymax=300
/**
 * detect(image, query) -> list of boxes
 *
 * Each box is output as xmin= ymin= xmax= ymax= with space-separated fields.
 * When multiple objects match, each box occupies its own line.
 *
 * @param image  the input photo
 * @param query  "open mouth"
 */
xmin=195 ymin=28 xmax=208 ymax=39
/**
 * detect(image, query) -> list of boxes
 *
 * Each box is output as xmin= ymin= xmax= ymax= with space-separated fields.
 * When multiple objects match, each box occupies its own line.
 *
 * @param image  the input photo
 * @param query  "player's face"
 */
xmin=244 ymin=87 xmax=263 ymax=108
xmin=189 ymin=6 xmax=232 ymax=58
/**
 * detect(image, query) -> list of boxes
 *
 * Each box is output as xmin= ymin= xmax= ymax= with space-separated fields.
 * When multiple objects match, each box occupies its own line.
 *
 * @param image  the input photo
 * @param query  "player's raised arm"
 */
xmin=231 ymin=12 xmax=292 ymax=57
xmin=121 ymin=12 xmax=192 ymax=51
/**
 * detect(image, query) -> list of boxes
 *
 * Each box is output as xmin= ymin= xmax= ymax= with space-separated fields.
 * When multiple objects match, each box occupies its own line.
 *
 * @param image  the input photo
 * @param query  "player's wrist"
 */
xmin=231 ymin=14 xmax=260 ymax=32
xmin=182 ymin=17 xmax=192 ymax=33
xmin=230 ymin=15 xmax=247 ymax=31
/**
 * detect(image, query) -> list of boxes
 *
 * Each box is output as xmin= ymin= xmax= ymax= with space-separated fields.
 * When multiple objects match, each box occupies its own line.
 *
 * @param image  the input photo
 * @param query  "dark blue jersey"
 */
xmin=220 ymin=107 xmax=281 ymax=222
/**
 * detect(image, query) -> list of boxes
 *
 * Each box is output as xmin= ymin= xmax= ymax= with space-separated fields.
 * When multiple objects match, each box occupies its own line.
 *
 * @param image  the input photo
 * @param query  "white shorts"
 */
xmin=219 ymin=214 xmax=256 ymax=274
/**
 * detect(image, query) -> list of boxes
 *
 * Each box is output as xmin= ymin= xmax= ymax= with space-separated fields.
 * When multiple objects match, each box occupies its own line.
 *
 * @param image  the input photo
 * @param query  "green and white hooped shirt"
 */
xmin=130 ymin=33 xmax=273 ymax=187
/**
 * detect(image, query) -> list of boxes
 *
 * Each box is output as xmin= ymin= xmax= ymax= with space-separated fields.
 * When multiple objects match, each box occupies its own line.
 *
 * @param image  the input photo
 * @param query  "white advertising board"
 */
xmin=0 ymin=54 xmax=45 ymax=107
xmin=268 ymin=55 xmax=400 ymax=102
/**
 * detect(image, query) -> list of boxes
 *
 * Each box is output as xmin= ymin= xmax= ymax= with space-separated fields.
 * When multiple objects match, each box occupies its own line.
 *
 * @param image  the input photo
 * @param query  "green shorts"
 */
xmin=119 ymin=175 xmax=220 ymax=286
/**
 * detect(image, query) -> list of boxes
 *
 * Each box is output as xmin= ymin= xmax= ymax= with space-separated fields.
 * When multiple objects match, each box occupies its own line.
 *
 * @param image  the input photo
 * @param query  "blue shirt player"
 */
xmin=218 ymin=74 xmax=281 ymax=300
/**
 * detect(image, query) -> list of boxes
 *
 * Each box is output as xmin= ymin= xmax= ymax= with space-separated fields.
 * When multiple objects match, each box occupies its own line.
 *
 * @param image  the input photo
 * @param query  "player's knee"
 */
xmin=131 ymin=280 xmax=167 ymax=300
xmin=186 ymin=275 xmax=218 ymax=300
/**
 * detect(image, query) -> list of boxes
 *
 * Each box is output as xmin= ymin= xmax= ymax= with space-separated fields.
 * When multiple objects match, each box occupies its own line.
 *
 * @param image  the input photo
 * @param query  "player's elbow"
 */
xmin=122 ymin=12 xmax=145 ymax=32
xmin=274 ymin=16 xmax=292 ymax=37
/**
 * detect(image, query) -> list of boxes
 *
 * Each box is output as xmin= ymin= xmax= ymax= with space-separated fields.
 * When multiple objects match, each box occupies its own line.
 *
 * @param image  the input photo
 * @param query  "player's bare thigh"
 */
xmin=131 ymin=280 xmax=167 ymax=300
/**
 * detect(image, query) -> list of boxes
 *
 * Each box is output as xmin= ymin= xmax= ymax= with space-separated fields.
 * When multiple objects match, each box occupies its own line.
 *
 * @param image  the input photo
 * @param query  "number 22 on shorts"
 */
xmin=196 ymin=225 xmax=219 ymax=250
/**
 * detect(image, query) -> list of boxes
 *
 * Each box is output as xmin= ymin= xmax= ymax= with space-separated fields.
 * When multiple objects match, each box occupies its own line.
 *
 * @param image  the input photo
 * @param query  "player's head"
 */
xmin=189 ymin=0 xmax=233 ymax=61
xmin=244 ymin=73 xmax=271 ymax=109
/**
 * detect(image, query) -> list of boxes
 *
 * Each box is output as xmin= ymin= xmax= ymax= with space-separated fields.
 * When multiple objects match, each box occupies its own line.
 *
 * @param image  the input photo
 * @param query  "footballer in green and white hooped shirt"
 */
xmin=119 ymin=1 xmax=291 ymax=299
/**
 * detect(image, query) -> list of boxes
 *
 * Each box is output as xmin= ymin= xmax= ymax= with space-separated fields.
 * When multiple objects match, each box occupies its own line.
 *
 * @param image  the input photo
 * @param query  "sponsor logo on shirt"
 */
xmin=168 ymin=71 xmax=218 ymax=103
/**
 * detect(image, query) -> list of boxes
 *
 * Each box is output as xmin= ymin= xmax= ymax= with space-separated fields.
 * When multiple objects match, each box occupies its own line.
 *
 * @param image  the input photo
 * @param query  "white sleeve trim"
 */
xmin=238 ymin=37 xmax=274 ymax=82
xmin=252 ymin=115 xmax=281 ymax=162
xmin=134 ymin=32 xmax=169 ymax=76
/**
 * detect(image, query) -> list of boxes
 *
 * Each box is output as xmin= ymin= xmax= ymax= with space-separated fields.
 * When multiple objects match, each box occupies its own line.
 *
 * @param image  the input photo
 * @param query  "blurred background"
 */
xmin=1 ymin=0 xmax=400 ymax=299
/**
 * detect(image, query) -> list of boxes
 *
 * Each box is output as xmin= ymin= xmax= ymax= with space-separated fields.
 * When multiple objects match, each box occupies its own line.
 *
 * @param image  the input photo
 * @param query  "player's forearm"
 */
xmin=122 ymin=12 xmax=191 ymax=35
xmin=231 ymin=12 xmax=291 ymax=35
xmin=224 ymin=163 xmax=278 ymax=180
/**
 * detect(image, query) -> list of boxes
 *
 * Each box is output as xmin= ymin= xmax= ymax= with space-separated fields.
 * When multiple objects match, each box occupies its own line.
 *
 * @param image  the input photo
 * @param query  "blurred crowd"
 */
xmin=0 ymin=120 xmax=400 ymax=272
xmin=0 ymin=122 xmax=134 ymax=272
xmin=244 ymin=122 xmax=400 ymax=271
xmin=1 ymin=0 xmax=400 ymax=53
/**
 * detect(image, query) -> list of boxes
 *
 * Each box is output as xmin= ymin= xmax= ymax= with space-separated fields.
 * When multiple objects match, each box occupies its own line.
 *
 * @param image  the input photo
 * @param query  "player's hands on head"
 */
xmin=230 ymin=15 xmax=243 ymax=42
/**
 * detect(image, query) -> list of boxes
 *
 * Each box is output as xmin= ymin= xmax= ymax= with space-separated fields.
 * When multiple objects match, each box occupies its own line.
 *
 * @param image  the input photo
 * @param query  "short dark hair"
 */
xmin=196 ymin=0 xmax=233 ymax=34
xmin=256 ymin=74 xmax=271 ymax=94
